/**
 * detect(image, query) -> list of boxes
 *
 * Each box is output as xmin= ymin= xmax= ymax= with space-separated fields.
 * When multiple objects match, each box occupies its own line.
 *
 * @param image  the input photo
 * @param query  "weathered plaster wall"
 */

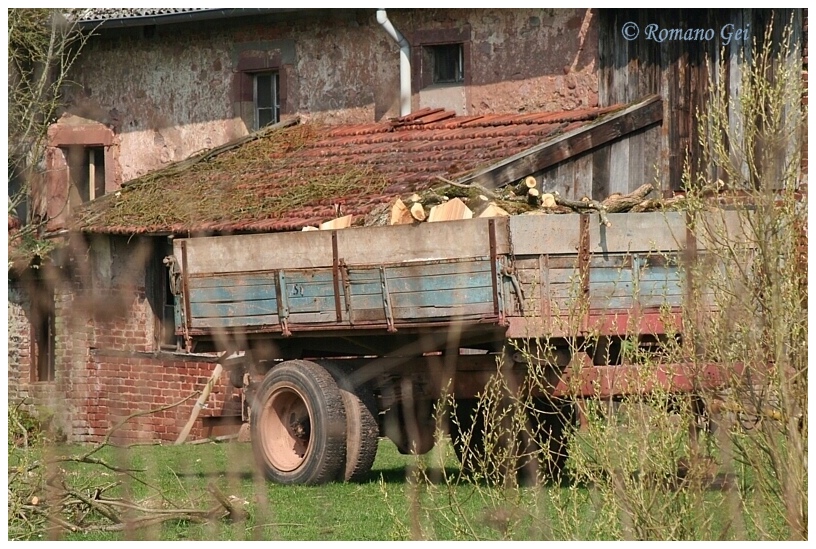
xmin=60 ymin=8 xmax=598 ymax=185
xmin=397 ymin=8 xmax=599 ymax=113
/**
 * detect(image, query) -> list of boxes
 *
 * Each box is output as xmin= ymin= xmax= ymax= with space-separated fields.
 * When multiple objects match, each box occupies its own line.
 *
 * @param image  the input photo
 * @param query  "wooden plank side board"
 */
xmin=174 ymin=218 xmax=510 ymax=276
xmin=188 ymin=284 xmax=278 ymax=304
xmin=590 ymin=265 xmax=634 ymax=281
xmin=336 ymin=217 xmax=509 ymax=264
xmin=190 ymin=300 xmax=279 ymax=319
xmin=589 ymin=296 xmax=635 ymax=310
xmin=695 ymin=209 xmax=752 ymax=250
xmin=349 ymin=272 xmax=493 ymax=297
xmin=353 ymin=302 xmax=496 ymax=322
xmin=288 ymin=311 xmax=340 ymax=324
xmin=191 ymin=314 xmax=280 ymax=329
xmin=509 ymin=215 xmax=582 ymax=255
xmin=589 ymin=212 xmax=686 ymax=253
xmin=348 ymin=287 xmax=494 ymax=311
xmin=347 ymin=259 xmax=493 ymax=283
xmin=457 ymin=95 xmax=663 ymax=189
xmin=176 ymin=231 xmax=335 ymax=274
xmin=638 ymin=280 xmax=684 ymax=298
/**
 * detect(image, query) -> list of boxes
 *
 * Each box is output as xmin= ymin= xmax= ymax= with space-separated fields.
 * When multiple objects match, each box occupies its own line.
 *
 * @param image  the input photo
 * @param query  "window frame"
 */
xmin=428 ymin=43 xmax=465 ymax=85
xmin=149 ymin=238 xmax=179 ymax=351
xmin=44 ymin=123 xmax=116 ymax=230
xmin=27 ymin=267 xmax=56 ymax=383
xmin=233 ymin=52 xmax=289 ymax=132
xmin=62 ymin=145 xmax=106 ymax=204
xmin=408 ymin=26 xmax=472 ymax=93
xmin=253 ymin=71 xmax=281 ymax=130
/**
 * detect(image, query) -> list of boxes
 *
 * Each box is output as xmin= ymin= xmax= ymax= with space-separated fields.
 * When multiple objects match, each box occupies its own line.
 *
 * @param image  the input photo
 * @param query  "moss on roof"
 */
xmin=74 ymin=122 xmax=391 ymax=234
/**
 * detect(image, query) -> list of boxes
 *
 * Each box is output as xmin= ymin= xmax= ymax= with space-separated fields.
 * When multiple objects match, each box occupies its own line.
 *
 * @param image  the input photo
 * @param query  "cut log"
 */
xmin=527 ymin=188 xmax=542 ymax=207
xmin=320 ymin=215 xmax=353 ymax=230
xmin=553 ymin=194 xmax=611 ymax=227
xmin=428 ymin=197 xmax=473 ymax=222
xmin=514 ymin=176 xmax=537 ymax=196
xmin=630 ymin=195 xmax=685 ymax=212
xmin=390 ymin=198 xmax=413 ymax=225
xmin=433 ymin=176 xmax=498 ymax=200
xmin=408 ymin=190 xmax=447 ymax=208
xmin=468 ymin=194 xmax=492 ymax=216
xmin=630 ymin=199 xmax=658 ymax=213
xmin=601 ymin=183 xmax=654 ymax=213
xmin=478 ymin=203 xmax=510 ymax=218
xmin=540 ymin=193 xmax=556 ymax=208
xmin=410 ymin=202 xmax=427 ymax=222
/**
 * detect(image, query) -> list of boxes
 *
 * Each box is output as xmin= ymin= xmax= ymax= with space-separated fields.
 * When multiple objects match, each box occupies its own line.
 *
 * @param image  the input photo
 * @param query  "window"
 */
xmin=254 ymin=72 xmax=280 ymax=129
xmin=149 ymin=239 xmax=179 ymax=350
xmin=233 ymin=51 xmax=289 ymax=132
xmin=410 ymin=28 xmax=471 ymax=93
xmin=429 ymin=43 xmax=464 ymax=84
xmin=63 ymin=145 xmax=106 ymax=203
xmin=45 ymin=122 xmax=115 ymax=229
xmin=30 ymin=274 xmax=55 ymax=383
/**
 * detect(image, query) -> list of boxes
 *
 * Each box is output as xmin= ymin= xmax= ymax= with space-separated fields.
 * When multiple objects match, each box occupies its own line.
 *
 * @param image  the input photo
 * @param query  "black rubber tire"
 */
xmin=250 ymin=360 xmax=346 ymax=485
xmin=383 ymin=399 xmax=437 ymax=455
xmin=449 ymin=398 xmax=518 ymax=482
xmin=449 ymin=398 xmax=484 ymax=475
xmin=528 ymin=398 xmax=576 ymax=483
xmin=450 ymin=397 xmax=575 ymax=484
xmin=321 ymin=362 xmax=380 ymax=482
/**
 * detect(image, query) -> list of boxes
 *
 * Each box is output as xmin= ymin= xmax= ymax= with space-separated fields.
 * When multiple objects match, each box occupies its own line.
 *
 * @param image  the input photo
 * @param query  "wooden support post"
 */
xmin=175 ymin=363 xmax=224 ymax=445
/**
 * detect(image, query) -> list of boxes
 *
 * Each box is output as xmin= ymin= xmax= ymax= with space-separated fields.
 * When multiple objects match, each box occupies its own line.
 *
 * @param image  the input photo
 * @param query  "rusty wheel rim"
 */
xmin=261 ymin=386 xmax=313 ymax=472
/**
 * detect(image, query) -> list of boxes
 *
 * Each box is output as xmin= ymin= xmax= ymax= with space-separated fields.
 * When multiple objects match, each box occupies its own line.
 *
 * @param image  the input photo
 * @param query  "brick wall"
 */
xmin=7 ymin=282 xmax=32 ymax=402
xmin=8 ymin=236 xmax=236 ymax=445
xmin=75 ymin=353 xmax=234 ymax=444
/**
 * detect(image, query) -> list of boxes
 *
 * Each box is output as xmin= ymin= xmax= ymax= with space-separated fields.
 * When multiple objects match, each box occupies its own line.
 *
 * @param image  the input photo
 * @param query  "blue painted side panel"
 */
xmin=189 ymin=284 xmax=278 ymax=304
xmin=349 ymin=272 xmax=493 ymax=296
xmin=191 ymin=314 xmax=279 ymax=329
xmin=182 ymin=258 xmax=497 ymax=330
xmin=191 ymin=300 xmax=279 ymax=319
xmin=191 ymin=271 xmax=335 ymax=288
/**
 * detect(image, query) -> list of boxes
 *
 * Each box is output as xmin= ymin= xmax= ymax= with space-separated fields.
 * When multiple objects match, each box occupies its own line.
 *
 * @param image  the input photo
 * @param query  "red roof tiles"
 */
xmin=74 ymin=104 xmax=622 ymax=235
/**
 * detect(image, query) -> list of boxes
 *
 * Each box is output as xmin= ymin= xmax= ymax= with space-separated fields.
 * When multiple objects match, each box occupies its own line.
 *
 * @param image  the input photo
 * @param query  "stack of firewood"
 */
xmin=319 ymin=175 xmax=686 ymax=230
xmin=375 ymin=176 xmax=683 ymax=228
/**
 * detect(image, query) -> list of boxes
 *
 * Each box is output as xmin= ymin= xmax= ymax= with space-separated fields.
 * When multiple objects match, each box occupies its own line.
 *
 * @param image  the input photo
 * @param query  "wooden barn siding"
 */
xmin=599 ymin=8 xmax=802 ymax=191
xmin=534 ymin=123 xmax=662 ymax=200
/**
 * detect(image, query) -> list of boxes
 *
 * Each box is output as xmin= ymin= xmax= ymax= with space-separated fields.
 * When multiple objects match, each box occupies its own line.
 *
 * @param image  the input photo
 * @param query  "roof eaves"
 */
xmin=75 ymin=8 xmax=303 ymax=29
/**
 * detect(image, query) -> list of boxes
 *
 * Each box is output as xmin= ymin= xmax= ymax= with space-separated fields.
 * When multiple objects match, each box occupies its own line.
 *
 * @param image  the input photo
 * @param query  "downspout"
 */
xmin=376 ymin=9 xmax=411 ymax=117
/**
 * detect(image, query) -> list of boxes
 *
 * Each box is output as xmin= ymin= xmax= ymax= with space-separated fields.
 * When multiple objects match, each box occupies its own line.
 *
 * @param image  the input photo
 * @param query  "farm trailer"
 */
xmin=167 ymin=210 xmax=740 ymax=485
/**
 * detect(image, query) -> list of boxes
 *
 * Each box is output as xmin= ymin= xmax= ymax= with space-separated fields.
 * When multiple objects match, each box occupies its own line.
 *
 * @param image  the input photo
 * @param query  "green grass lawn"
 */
xmin=47 ymin=438 xmax=542 ymax=541
xmin=11 ymin=434 xmax=787 ymax=541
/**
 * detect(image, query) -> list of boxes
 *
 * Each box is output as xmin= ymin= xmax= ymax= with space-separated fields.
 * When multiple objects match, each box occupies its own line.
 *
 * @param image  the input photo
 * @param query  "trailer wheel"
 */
xmin=383 ymin=399 xmax=437 ymax=455
xmin=529 ymin=398 xmax=576 ymax=482
xmin=449 ymin=398 xmax=484 ymax=475
xmin=321 ymin=362 xmax=380 ymax=482
xmin=451 ymin=397 xmax=575 ymax=484
xmin=250 ymin=360 xmax=346 ymax=485
xmin=449 ymin=398 xmax=516 ymax=481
